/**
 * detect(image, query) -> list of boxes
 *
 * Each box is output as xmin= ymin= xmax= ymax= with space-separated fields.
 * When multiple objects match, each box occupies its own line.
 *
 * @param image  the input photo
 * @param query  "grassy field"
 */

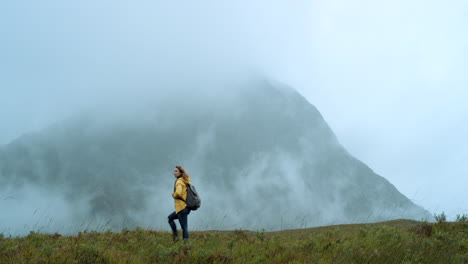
xmin=1 ymin=218 xmax=466 ymax=264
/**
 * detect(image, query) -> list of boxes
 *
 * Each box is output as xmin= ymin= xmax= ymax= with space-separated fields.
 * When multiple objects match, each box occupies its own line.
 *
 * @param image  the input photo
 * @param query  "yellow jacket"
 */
xmin=172 ymin=176 xmax=191 ymax=214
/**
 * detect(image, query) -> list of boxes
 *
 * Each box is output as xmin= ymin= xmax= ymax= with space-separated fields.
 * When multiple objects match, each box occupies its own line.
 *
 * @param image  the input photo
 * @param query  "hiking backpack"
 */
xmin=185 ymin=184 xmax=201 ymax=211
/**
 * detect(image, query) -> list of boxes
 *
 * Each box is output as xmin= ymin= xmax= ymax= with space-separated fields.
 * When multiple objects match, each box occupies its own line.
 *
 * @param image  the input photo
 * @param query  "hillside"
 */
xmin=1 ymin=219 xmax=467 ymax=263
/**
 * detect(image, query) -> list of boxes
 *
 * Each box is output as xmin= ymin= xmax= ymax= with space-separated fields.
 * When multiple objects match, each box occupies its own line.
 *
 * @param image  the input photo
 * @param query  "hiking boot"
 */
xmin=183 ymin=238 xmax=191 ymax=249
xmin=172 ymin=233 xmax=180 ymax=242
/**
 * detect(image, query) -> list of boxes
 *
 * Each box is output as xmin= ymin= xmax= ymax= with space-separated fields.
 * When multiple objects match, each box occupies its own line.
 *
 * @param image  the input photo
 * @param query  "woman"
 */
xmin=168 ymin=165 xmax=191 ymax=242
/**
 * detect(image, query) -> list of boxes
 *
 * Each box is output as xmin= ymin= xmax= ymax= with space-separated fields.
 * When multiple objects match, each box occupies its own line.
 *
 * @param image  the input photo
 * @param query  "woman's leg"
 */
xmin=167 ymin=211 xmax=179 ymax=240
xmin=177 ymin=207 xmax=190 ymax=239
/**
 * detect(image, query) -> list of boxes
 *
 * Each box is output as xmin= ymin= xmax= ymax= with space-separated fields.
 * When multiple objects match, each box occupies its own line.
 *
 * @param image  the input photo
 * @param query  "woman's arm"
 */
xmin=172 ymin=180 xmax=184 ymax=200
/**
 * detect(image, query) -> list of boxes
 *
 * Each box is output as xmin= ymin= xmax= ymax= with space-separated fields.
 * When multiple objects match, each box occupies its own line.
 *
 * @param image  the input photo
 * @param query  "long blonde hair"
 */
xmin=176 ymin=165 xmax=190 ymax=181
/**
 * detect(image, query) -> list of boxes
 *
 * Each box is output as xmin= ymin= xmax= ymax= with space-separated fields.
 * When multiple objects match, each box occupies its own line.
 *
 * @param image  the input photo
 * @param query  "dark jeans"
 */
xmin=168 ymin=207 xmax=190 ymax=239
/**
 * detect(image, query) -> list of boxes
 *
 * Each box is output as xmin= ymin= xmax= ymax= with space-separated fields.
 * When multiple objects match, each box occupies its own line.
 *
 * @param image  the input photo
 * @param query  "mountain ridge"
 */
xmin=0 ymin=79 xmax=432 ymax=234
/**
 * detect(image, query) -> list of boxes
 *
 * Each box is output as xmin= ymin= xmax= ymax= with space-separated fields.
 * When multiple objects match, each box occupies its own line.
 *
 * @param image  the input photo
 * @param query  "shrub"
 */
xmin=410 ymin=223 xmax=433 ymax=237
xmin=434 ymin=212 xmax=447 ymax=224
xmin=455 ymin=214 xmax=468 ymax=223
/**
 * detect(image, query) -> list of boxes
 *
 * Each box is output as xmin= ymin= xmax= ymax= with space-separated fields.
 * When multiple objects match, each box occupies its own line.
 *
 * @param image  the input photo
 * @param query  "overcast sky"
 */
xmin=1 ymin=1 xmax=467 ymax=218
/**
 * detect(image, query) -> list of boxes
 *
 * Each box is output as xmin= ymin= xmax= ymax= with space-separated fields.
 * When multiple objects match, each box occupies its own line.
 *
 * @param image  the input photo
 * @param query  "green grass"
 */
xmin=1 ymin=219 xmax=467 ymax=264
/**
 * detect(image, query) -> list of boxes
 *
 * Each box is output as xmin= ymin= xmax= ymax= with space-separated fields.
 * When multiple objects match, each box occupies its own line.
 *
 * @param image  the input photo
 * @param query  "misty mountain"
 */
xmin=0 ymin=79 xmax=432 ymax=234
